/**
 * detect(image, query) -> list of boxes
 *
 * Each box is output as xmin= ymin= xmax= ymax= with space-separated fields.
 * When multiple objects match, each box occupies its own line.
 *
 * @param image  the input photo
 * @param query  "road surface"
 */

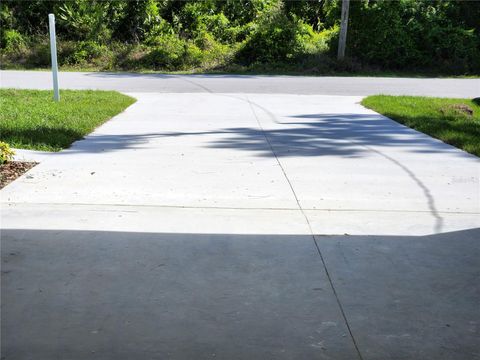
xmin=1 ymin=70 xmax=479 ymax=97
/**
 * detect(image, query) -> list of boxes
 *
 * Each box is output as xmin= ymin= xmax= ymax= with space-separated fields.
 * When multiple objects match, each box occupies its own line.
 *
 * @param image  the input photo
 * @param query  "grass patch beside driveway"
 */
xmin=362 ymin=95 xmax=480 ymax=157
xmin=0 ymin=89 xmax=135 ymax=151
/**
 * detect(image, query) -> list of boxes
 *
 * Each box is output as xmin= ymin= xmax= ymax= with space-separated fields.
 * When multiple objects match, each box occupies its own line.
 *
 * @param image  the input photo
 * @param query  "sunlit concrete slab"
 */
xmin=241 ymin=94 xmax=480 ymax=235
xmin=305 ymin=209 xmax=480 ymax=236
xmin=1 ymin=93 xmax=478 ymax=236
xmin=1 ymin=93 xmax=298 ymax=210
xmin=12 ymin=148 xmax=55 ymax=162
xmin=244 ymin=94 xmax=480 ymax=214
xmin=1 ymin=203 xmax=310 ymax=235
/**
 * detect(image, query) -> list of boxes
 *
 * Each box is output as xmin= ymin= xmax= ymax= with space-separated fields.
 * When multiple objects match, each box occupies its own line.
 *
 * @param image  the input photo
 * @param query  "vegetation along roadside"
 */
xmin=1 ymin=0 xmax=479 ymax=75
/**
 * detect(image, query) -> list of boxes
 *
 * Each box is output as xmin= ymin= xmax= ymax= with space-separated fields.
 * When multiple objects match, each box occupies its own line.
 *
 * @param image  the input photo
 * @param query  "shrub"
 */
xmin=57 ymin=0 xmax=111 ymax=42
xmin=347 ymin=0 xmax=480 ymax=74
xmin=0 ymin=141 xmax=15 ymax=164
xmin=111 ymin=43 xmax=148 ymax=70
xmin=224 ymin=23 xmax=255 ymax=43
xmin=61 ymin=40 xmax=109 ymax=65
xmin=199 ymin=13 xmax=232 ymax=43
xmin=26 ymin=40 xmax=52 ymax=67
xmin=424 ymin=26 xmax=480 ymax=74
xmin=112 ymin=0 xmax=161 ymax=43
xmin=236 ymin=3 xmax=306 ymax=64
xmin=143 ymin=34 xmax=188 ymax=70
xmin=316 ymin=25 xmax=339 ymax=56
xmin=194 ymin=30 xmax=233 ymax=68
xmin=1 ymin=29 xmax=26 ymax=52
xmin=174 ymin=2 xmax=215 ymax=38
xmin=144 ymin=18 xmax=176 ymax=45
xmin=142 ymin=34 xmax=206 ymax=70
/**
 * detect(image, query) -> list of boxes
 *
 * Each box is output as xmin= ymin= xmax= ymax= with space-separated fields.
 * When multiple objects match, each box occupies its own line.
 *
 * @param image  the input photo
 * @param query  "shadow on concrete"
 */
xmin=207 ymin=113 xmax=464 ymax=158
xmin=2 ymin=228 xmax=479 ymax=360
xmin=56 ymin=113 xmax=470 ymax=159
xmin=316 ymin=228 xmax=480 ymax=360
xmin=50 ymin=112 xmax=473 ymax=234
xmin=8 ymin=112 xmax=476 ymax=162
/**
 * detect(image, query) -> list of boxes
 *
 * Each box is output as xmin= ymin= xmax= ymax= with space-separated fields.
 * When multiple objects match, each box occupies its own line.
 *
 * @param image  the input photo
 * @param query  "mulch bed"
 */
xmin=0 ymin=161 xmax=38 ymax=189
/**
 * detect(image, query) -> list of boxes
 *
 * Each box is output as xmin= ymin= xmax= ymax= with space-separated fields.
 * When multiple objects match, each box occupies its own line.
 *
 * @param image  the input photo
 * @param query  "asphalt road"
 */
xmin=1 ymin=70 xmax=479 ymax=97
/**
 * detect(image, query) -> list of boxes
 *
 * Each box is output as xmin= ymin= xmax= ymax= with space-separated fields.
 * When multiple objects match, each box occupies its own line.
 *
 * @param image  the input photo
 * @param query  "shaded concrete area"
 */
xmin=1 ymin=70 xmax=479 ymax=97
xmin=316 ymin=228 xmax=480 ymax=360
xmin=1 ymin=230 xmax=358 ymax=360
xmin=2 ymin=228 xmax=479 ymax=359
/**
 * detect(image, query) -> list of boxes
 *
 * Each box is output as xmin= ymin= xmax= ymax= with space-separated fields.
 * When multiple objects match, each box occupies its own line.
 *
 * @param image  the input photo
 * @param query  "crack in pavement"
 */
xmin=246 ymin=94 xmax=365 ymax=360
xmin=2 ymin=201 xmax=477 ymax=214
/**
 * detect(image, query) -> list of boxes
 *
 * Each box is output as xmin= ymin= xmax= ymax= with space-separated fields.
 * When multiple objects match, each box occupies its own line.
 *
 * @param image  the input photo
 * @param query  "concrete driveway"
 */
xmin=1 ymin=78 xmax=480 ymax=359
xmin=3 ymin=93 xmax=478 ymax=235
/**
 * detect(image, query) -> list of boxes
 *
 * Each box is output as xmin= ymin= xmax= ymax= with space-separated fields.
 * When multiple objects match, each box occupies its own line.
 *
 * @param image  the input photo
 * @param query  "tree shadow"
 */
xmin=26 ymin=111 xmax=478 ymax=234
xmin=51 ymin=113 xmax=475 ymax=159
xmin=204 ymin=113 xmax=474 ymax=159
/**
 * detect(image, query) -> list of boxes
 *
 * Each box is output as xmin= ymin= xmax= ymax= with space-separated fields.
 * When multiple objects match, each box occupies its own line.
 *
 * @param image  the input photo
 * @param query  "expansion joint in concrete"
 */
xmin=245 ymin=95 xmax=364 ymax=360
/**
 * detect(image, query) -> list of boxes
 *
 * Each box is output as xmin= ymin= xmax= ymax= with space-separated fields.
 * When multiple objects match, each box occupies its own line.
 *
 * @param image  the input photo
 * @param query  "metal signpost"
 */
xmin=48 ymin=13 xmax=60 ymax=101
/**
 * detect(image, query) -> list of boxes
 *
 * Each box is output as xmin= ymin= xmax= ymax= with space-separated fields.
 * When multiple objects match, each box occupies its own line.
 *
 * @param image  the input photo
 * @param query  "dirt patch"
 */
xmin=0 ymin=161 xmax=37 ymax=189
xmin=440 ymin=104 xmax=474 ymax=117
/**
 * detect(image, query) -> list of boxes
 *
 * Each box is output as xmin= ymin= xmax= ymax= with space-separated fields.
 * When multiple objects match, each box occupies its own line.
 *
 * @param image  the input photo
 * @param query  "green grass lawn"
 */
xmin=361 ymin=95 xmax=480 ymax=157
xmin=0 ymin=89 xmax=135 ymax=151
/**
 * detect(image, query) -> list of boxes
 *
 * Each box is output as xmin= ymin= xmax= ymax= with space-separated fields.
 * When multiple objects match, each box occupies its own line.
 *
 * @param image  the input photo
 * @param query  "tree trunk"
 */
xmin=337 ymin=0 xmax=350 ymax=60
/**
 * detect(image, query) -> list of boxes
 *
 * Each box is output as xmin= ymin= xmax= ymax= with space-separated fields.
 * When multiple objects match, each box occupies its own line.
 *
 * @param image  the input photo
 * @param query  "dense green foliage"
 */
xmin=0 ymin=89 xmax=136 ymax=151
xmin=1 ymin=0 xmax=479 ymax=74
xmin=362 ymin=95 xmax=480 ymax=156
xmin=348 ymin=1 xmax=480 ymax=73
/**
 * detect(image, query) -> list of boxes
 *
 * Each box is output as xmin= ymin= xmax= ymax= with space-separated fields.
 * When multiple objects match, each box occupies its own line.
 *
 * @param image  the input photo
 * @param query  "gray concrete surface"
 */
xmin=1 ymin=230 xmax=357 ymax=360
xmin=318 ymin=228 xmax=480 ymax=360
xmin=2 ymin=228 xmax=479 ymax=359
xmin=1 ymin=70 xmax=479 ymax=97
xmin=2 ymin=75 xmax=480 ymax=359
xmin=2 ymin=93 xmax=479 ymax=235
xmin=12 ymin=148 xmax=55 ymax=163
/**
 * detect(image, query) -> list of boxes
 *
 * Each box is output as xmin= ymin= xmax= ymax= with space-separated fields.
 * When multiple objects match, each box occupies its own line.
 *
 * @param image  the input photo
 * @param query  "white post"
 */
xmin=48 ymin=14 xmax=60 ymax=102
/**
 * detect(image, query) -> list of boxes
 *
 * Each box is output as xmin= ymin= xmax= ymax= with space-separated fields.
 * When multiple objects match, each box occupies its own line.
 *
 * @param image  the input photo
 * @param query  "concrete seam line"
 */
xmin=245 ymin=95 xmax=364 ymax=360
xmin=2 ymin=202 xmax=478 ymax=215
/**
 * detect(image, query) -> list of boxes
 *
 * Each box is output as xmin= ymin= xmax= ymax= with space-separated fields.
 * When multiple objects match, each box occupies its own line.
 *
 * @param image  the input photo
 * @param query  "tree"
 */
xmin=337 ymin=0 xmax=349 ymax=60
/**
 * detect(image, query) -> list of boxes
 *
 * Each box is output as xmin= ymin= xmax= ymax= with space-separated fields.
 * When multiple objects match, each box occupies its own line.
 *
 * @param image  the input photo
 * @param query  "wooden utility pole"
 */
xmin=337 ymin=0 xmax=350 ymax=60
